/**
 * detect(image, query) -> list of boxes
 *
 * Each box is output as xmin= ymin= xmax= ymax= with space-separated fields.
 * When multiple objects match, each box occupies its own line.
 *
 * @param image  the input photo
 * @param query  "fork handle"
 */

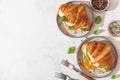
xmin=80 ymin=72 xmax=94 ymax=80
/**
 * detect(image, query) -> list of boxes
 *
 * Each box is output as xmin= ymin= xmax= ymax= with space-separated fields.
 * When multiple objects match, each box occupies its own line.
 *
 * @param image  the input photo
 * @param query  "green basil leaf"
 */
xmin=95 ymin=16 xmax=102 ymax=24
xmin=61 ymin=16 xmax=67 ymax=22
xmin=68 ymin=26 xmax=74 ymax=30
xmin=111 ymin=74 xmax=119 ymax=79
xmin=94 ymin=29 xmax=101 ymax=35
xmin=68 ymin=46 xmax=75 ymax=54
xmin=80 ymin=27 xmax=86 ymax=32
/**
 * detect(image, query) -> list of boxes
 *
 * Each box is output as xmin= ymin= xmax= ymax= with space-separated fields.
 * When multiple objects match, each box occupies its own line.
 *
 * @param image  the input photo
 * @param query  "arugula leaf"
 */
xmin=86 ymin=50 xmax=91 ymax=62
xmin=61 ymin=16 xmax=67 ymax=22
xmin=111 ymin=74 xmax=119 ymax=79
xmin=95 ymin=16 xmax=102 ymax=24
xmin=68 ymin=26 xmax=74 ymax=30
xmin=94 ymin=29 xmax=101 ymax=35
xmin=68 ymin=46 xmax=75 ymax=54
xmin=80 ymin=27 xmax=86 ymax=32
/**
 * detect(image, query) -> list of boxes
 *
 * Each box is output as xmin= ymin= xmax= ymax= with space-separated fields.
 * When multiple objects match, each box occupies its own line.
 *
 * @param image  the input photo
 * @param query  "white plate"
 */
xmin=57 ymin=1 xmax=94 ymax=38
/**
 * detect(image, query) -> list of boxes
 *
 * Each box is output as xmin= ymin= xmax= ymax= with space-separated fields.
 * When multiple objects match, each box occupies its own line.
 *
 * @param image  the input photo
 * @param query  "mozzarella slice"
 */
xmin=65 ymin=22 xmax=74 ymax=26
xmin=58 ymin=10 xmax=75 ymax=27
xmin=58 ymin=10 xmax=65 ymax=17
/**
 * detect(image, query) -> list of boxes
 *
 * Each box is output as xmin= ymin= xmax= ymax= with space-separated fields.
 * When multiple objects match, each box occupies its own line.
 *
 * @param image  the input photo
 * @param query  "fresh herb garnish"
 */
xmin=68 ymin=46 xmax=75 ymax=54
xmin=68 ymin=26 xmax=74 ymax=30
xmin=111 ymin=74 xmax=120 ymax=79
xmin=94 ymin=29 xmax=101 ymax=35
xmin=86 ymin=50 xmax=91 ymax=62
xmin=95 ymin=16 xmax=102 ymax=24
xmin=80 ymin=27 xmax=86 ymax=32
xmin=61 ymin=16 xmax=67 ymax=22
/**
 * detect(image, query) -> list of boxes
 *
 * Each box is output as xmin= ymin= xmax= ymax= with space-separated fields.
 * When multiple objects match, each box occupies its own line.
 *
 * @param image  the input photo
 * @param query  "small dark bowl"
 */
xmin=90 ymin=0 xmax=110 ymax=12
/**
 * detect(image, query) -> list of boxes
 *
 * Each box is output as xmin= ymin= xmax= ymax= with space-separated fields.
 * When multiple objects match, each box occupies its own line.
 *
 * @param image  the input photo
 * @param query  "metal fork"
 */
xmin=61 ymin=59 xmax=80 ymax=72
xmin=55 ymin=72 xmax=79 ymax=80
xmin=61 ymin=59 xmax=94 ymax=80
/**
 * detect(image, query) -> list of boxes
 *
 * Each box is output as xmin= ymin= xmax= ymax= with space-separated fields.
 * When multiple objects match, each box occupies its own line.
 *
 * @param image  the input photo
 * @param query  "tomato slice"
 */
xmin=73 ymin=25 xmax=80 ymax=30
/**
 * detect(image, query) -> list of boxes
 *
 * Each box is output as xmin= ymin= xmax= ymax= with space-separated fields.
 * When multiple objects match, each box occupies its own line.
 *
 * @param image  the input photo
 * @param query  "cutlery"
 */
xmin=61 ymin=59 xmax=94 ymax=80
xmin=55 ymin=72 xmax=79 ymax=80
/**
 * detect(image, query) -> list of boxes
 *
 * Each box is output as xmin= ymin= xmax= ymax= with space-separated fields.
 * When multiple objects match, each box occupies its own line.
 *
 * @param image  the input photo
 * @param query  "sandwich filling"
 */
xmin=58 ymin=10 xmax=75 ymax=27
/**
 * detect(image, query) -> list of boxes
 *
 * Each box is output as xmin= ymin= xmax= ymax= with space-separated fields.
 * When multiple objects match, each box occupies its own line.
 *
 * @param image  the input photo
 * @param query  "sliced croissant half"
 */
xmin=81 ymin=41 xmax=115 ymax=72
xmin=58 ymin=3 xmax=92 ymax=30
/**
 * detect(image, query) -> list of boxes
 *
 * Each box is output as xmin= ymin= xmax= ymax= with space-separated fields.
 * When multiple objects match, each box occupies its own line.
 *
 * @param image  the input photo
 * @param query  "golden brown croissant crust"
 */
xmin=86 ymin=41 xmax=115 ymax=70
xmin=59 ymin=3 xmax=91 ymax=30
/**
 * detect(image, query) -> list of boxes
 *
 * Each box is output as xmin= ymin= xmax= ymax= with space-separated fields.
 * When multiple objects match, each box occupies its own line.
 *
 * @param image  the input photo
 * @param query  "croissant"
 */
xmin=81 ymin=41 xmax=115 ymax=71
xmin=59 ymin=3 xmax=91 ymax=30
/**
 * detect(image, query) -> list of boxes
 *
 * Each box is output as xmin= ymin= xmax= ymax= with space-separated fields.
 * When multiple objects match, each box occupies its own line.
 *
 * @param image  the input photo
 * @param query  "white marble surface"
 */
xmin=0 ymin=0 xmax=120 ymax=80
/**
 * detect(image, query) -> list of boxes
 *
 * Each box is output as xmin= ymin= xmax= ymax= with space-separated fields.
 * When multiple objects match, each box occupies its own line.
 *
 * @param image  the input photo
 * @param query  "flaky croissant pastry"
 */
xmin=58 ymin=3 xmax=92 ymax=30
xmin=81 ymin=41 xmax=115 ymax=72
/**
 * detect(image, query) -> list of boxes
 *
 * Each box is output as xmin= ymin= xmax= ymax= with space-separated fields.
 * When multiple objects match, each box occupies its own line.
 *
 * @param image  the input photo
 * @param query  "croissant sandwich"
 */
xmin=81 ymin=41 xmax=115 ymax=72
xmin=58 ymin=3 xmax=92 ymax=31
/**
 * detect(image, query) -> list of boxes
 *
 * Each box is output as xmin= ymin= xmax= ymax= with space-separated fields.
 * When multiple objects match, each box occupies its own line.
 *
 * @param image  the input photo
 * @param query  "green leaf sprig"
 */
xmin=95 ymin=16 xmax=102 ymax=24
xmin=94 ymin=29 xmax=101 ymax=35
xmin=61 ymin=16 xmax=67 ymax=22
xmin=68 ymin=46 xmax=75 ymax=54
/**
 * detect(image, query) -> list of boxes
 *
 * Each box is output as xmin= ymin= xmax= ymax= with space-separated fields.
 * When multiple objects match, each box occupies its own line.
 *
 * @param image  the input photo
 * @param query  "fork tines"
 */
xmin=61 ymin=59 xmax=70 ymax=67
